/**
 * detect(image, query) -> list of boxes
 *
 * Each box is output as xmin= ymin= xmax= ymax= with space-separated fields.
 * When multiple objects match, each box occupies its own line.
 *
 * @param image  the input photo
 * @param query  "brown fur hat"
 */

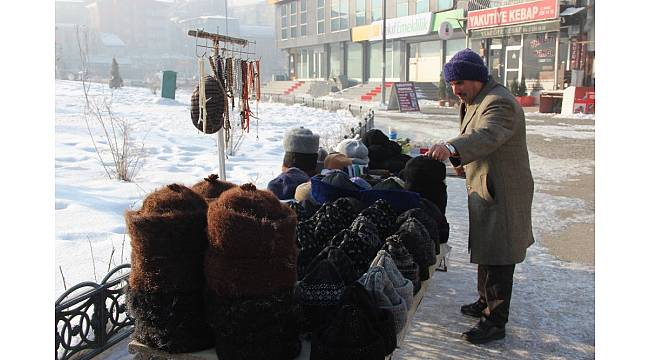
xmin=206 ymin=183 xmax=297 ymax=257
xmin=191 ymin=174 xmax=237 ymax=202
xmin=126 ymin=184 xmax=208 ymax=258
xmin=204 ymin=183 xmax=298 ymax=297
xmin=129 ymin=252 xmax=206 ymax=293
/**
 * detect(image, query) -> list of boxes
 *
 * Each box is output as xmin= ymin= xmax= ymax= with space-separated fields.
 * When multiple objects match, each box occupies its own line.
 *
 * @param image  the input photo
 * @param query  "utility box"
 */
xmin=161 ymin=70 xmax=177 ymax=99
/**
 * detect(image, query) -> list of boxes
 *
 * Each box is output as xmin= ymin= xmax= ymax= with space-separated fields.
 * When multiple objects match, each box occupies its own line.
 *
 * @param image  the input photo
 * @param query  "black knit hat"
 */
xmin=204 ymin=288 xmax=300 ymax=360
xmin=358 ymin=199 xmax=398 ymax=241
xmin=397 ymin=208 xmax=440 ymax=256
xmin=418 ymin=198 xmax=450 ymax=244
xmin=306 ymin=245 xmax=358 ymax=285
xmin=444 ymin=48 xmax=489 ymax=83
xmin=394 ymin=218 xmax=434 ymax=281
xmin=385 ymin=235 xmax=421 ymax=295
xmin=127 ymin=290 xmax=214 ymax=353
xmin=294 ymin=258 xmax=346 ymax=333
xmin=402 ymin=155 xmax=448 ymax=214
xmin=310 ymin=305 xmax=386 ymax=360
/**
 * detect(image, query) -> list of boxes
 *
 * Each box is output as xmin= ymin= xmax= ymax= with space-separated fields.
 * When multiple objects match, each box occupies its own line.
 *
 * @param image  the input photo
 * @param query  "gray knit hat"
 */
xmin=370 ymin=250 xmax=414 ymax=310
xmin=358 ymin=266 xmax=409 ymax=335
xmin=283 ymin=127 xmax=320 ymax=154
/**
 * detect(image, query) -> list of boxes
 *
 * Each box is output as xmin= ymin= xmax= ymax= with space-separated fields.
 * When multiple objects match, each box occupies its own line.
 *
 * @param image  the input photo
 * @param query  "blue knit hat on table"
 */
xmin=443 ymin=48 xmax=488 ymax=83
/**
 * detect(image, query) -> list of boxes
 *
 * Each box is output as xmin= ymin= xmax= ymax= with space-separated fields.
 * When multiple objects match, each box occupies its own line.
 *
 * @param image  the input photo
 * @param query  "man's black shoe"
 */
xmin=462 ymin=321 xmax=506 ymax=345
xmin=460 ymin=299 xmax=487 ymax=318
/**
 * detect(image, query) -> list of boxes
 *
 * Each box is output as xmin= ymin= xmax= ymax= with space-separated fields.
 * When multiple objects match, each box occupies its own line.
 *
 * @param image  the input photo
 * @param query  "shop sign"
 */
xmin=470 ymin=20 xmax=560 ymax=38
xmin=352 ymin=23 xmax=381 ymax=42
xmin=467 ymin=0 xmax=559 ymax=30
xmin=387 ymin=82 xmax=420 ymax=112
xmin=368 ymin=12 xmax=433 ymax=41
xmin=432 ymin=8 xmax=464 ymax=32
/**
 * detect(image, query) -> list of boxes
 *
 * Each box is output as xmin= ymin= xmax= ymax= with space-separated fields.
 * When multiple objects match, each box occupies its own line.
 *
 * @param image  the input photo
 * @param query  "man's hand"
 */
xmin=454 ymin=165 xmax=466 ymax=177
xmin=426 ymin=144 xmax=451 ymax=161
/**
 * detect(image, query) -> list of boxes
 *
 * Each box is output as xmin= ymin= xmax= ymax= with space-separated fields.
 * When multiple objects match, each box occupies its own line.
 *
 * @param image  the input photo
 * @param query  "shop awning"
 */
xmin=560 ymin=7 xmax=585 ymax=17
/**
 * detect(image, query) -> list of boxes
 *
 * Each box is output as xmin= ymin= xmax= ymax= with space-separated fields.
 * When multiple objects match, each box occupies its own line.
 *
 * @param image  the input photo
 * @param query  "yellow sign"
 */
xmin=351 ymin=23 xmax=381 ymax=42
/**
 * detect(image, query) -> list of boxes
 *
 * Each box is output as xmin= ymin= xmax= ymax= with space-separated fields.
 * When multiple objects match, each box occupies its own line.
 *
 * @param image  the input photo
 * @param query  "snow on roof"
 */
xmin=99 ymin=32 xmax=126 ymax=47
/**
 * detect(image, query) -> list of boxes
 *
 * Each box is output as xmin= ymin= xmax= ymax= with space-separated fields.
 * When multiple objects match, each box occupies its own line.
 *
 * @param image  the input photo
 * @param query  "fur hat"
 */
xmin=205 ymin=183 xmax=297 ymax=297
xmin=324 ymin=152 xmax=353 ymax=170
xmin=336 ymin=138 xmax=370 ymax=165
xmin=191 ymin=174 xmax=237 ymax=202
xmin=267 ymin=167 xmax=310 ymax=200
xmin=204 ymin=288 xmax=300 ymax=360
xmin=443 ymin=48 xmax=489 ymax=83
xmin=359 ymin=266 xmax=409 ymax=334
xmin=129 ymin=252 xmax=206 ymax=293
xmin=126 ymin=184 xmax=208 ymax=258
xmin=401 ymin=156 xmax=448 ymax=214
xmin=283 ymin=127 xmax=320 ymax=154
xmin=395 ymin=218 xmax=434 ymax=281
xmin=127 ymin=290 xmax=213 ymax=353
xmin=385 ymin=235 xmax=421 ymax=295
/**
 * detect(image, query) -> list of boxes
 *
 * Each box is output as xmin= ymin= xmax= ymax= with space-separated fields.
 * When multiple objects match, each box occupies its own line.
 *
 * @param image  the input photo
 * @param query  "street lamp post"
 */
xmin=380 ymin=0 xmax=387 ymax=107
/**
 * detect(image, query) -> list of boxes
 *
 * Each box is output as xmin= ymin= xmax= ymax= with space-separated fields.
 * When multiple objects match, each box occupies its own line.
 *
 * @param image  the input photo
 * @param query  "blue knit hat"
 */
xmin=443 ymin=48 xmax=488 ymax=83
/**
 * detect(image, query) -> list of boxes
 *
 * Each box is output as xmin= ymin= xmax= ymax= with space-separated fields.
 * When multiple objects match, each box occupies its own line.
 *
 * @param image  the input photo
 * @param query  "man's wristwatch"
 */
xmin=444 ymin=143 xmax=458 ymax=156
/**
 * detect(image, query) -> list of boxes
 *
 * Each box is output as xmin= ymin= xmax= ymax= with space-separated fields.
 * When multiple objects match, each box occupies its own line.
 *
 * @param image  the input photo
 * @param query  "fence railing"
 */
xmin=55 ymin=264 xmax=133 ymax=360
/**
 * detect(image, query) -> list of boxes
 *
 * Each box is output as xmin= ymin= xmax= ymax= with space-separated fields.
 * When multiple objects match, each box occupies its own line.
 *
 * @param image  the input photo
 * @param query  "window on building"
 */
xmin=436 ymin=0 xmax=454 ymax=12
xmin=290 ymin=1 xmax=297 ymax=38
xmin=524 ymin=32 xmax=557 ymax=88
xmin=300 ymin=0 xmax=307 ymax=36
xmin=416 ymin=0 xmax=429 ymax=14
xmin=445 ymin=39 xmax=467 ymax=63
xmin=370 ymin=40 xmax=400 ymax=80
xmin=331 ymin=0 xmax=349 ymax=32
xmin=356 ymin=0 xmax=366 ymax=26
xmin=281 ymin=5 xmax=288 ymax=40
xmin=317 ymin=0 xmax=325 ymax=34
xmin=408 ymin=40 xmax=442 ymax=82
xmin=371 ymin=0 xmax=382 ymax=21
xmin=397 ymin=0 xmax=409 ymax=17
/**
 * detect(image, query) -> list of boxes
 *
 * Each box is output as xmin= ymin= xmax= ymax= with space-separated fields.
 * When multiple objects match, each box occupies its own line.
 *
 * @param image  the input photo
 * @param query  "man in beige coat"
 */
xmin=428 ymin=48 xmax=534 ymax=344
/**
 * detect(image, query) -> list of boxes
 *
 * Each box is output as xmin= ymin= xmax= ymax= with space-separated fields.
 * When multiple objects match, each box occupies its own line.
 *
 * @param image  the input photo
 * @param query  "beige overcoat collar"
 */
xmin=459 ymin=78 xmax=500 ymax=134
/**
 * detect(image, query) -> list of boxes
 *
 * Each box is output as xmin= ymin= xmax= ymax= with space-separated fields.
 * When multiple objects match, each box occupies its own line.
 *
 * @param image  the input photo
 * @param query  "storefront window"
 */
xmin=408 ymin=40 xmax=441 ymax=82
xmin=330 ymin=44 xmax=342 ymax=78
xmin=356 ymin=0 xmax=366 ymax=26
xmin=370 ymin=40 xmax=400 ymax=80
xmin=397 ymin=0 xmax=409 ymax=17
xmin=416 ymin=0 xmax=429 ymax=14
xmin=524 ymin=33 xmax=557 ymax=87
xmin=445 ymin=38 xmax=467 ymax=63
xmin=347 ymin=43 xmax=363 ymax=81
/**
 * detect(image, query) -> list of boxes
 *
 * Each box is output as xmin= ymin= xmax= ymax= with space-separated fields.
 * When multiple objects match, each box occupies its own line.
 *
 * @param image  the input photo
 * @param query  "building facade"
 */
xmin=271 ymin=0 xmax=595 ymax=93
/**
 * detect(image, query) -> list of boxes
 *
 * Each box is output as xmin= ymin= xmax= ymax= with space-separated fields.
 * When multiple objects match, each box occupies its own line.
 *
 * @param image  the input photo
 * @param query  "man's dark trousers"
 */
xmin=477 ymin=264 xmax=516 ymax=326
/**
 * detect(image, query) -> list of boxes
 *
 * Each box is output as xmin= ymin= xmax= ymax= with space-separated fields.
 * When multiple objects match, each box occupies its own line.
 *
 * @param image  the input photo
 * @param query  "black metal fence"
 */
xmin=55 ymin=264 xmax=133 ymax=360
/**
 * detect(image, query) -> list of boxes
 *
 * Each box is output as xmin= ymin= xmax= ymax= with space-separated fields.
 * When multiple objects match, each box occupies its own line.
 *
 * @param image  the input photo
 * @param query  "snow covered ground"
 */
xmin=55 ymin=79 xmax=594 ymax=359
xmin=55 ymin=80 xmax=358 ymax=296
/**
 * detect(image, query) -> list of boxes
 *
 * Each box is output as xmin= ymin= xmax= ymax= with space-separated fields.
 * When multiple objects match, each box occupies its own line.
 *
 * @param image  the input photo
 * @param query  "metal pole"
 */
xmin=380 ymin=0 xmax=387 ymax=107
xmin=554 ymin=31 xmax=560 ymax=89
xmin=214 ymin=40 xmax=227 ymax=180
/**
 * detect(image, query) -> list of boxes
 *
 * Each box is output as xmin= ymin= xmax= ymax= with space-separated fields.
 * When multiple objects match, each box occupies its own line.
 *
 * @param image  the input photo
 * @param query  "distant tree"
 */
xmin=109 ymin=57 xmax=123 ymax=89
